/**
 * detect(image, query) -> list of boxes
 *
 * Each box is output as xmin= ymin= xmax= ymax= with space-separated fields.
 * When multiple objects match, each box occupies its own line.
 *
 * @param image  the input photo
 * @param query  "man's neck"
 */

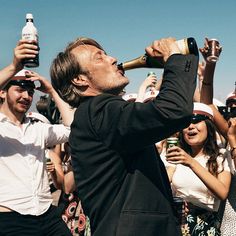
xmin=0 ymin=105 xmax=25 ymax=126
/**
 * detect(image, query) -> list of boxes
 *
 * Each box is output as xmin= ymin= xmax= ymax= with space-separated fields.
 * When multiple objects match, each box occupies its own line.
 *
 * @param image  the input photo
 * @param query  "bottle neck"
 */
xmin=26 ymin=19 xmax=34 ymax=23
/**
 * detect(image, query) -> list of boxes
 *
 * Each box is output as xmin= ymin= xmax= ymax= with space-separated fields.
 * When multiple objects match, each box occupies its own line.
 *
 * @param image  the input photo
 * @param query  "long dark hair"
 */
xmin=179 ymin=119 xmax=222 ymax=177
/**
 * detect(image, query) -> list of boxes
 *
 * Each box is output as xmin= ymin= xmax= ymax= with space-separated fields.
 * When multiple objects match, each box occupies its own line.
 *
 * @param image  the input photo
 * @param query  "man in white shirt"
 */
xmin=0 ymin=40 xmax=74 ymax=235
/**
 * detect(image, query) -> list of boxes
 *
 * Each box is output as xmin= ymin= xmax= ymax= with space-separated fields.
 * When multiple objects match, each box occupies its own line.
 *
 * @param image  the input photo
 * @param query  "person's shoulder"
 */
xmin=88 ymin=94 xmax=124 ymax=108
xmin=75 ymin=94 xmax=125 ymax=119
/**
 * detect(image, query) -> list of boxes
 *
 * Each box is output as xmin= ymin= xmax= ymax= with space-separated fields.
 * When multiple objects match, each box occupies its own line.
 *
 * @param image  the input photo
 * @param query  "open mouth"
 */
xmin=187 ymin=131 xmax=197 ymax=137
xmin=117 ymin=64 xmax=125 ymax=76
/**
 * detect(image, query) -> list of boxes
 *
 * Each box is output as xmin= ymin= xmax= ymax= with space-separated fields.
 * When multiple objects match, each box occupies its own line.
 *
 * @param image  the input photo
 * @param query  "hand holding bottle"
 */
xmin=12 ymin=39 xmax=39 ymax=72
xmin=118 ymin=37 xmax=198 ymax=71
xmin=21 ymin=13 xmax=39 ymax=67
xmin=199 ymin=38 xmax=222 ymax=64
xmin=166 ymin=146 xmax=194 ymax=167
xmin=143 ymin=72 xmax=157 ymax=89
xmin=145 ymin=37 xmax=180 ymax=62
xmin=45 ymin=157 xmax=56 ymax=173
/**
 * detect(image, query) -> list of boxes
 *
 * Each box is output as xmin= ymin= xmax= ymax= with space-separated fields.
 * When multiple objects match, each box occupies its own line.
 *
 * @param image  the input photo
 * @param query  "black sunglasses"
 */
xmin=218 ymin=106 xmax=236 ymax=120
xmin=191 ymin=114 xmax=209 ymax=124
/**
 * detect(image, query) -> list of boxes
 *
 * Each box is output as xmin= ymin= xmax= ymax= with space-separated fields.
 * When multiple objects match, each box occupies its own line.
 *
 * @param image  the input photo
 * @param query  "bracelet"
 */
xmin=230 ymin=147 xmax=236 ymax=159
xmin=202 ymin=81 xmax=213 ymax=86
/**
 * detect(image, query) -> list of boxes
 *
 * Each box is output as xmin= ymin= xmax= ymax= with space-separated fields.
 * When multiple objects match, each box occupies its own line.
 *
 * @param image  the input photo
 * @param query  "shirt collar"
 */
xmin=0 ymin=112 xmax=8 ymax=122
xmin=0 ymin=111 xmax=30 ymax=125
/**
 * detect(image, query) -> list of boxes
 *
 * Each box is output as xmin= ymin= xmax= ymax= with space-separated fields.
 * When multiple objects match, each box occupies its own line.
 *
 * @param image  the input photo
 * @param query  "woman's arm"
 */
xmin=228 ymin=118 xmax=236 ymax=168
xmin=63 ymin=165 xmax=76 ymax=194
xmin=166 ymin=146 xmax=231 ymax=200
xmin=46 ymin=149 xmax=64 ymax=190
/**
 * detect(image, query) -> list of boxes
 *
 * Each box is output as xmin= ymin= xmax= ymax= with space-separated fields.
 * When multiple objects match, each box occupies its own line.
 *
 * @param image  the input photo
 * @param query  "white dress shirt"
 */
xmin=0 ymin=112 xmax=70 ymax=216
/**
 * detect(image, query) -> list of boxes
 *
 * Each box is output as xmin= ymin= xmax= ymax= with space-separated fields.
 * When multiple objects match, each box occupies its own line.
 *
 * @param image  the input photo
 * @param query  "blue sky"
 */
xmin=0 ymin=0 xmax=235 ymax=110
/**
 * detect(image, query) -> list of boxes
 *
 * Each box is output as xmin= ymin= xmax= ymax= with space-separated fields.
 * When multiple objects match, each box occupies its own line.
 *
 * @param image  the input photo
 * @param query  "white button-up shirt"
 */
xmin=0 ymin=112 xmax=70 ymax=216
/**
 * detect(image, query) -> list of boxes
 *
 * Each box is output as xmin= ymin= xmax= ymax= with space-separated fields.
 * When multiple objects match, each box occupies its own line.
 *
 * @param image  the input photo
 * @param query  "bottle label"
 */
xmin=22 ymin=33 xmax=38 ymax=41
xmin=176 ymin=39 xmax=189 ymax=55
xmin=166 ymin=137 xmax=179 ymax=150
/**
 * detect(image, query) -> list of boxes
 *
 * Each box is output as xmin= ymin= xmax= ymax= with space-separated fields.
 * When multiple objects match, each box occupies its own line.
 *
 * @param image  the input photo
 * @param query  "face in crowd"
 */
xmin=181 ymin=103 xmax=215 ymax=148
xmin=0 ymin=80 xmax=35 ymax=115
xmin=71 ymin=44 xmax=129 ymax=95
xmin=183 ymin=116 xmax=209 ymax=147
xmin=50 ymin=37 xmax=129 ymax=108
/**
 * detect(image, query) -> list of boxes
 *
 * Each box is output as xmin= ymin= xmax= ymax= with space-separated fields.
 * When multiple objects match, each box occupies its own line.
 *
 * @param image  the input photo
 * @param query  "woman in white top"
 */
xmin=166 ymin=103 xmax=232 ymax=236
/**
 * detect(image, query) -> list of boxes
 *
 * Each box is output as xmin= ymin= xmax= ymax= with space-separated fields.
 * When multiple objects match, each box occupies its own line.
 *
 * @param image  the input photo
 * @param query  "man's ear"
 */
xmin=71 ymin=74 xmax=89 ymax=87
xmin=0 ymin=90 xmax=6 ymax=100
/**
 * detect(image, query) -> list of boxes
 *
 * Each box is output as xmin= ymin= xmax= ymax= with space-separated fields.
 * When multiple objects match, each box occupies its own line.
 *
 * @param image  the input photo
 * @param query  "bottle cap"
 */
xmin=147 ymin=71 xmax=156 ymax=77
xmin=26 ymin=13 xmax=33 ymax=19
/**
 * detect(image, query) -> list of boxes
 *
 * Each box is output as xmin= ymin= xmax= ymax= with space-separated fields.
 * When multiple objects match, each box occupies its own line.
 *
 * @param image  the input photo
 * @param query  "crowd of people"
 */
xmin=0 ymin=34 xmax=235 ymax=236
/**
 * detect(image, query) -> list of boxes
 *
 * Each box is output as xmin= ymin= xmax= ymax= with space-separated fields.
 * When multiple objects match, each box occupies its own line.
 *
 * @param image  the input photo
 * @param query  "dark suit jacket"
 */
xmin=69 ymin=54 xmax=198 ymax=235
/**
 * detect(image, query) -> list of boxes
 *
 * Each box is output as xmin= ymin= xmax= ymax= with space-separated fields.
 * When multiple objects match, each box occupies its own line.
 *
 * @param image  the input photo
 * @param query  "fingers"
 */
xmin=13 ymin=41 xmax=38 ymax=65
xmin=145 ymin=37 xmax=178 ymax=60
xmin=228 ymin=117 xmax=236 ymax=128
xmin=204 ymin=37 xmax=210 ymax=49
xmin=145 ymin=44 xmax=160 ymax=57
xmin=146 ymin=76 xmax=157 ymax=85
xmin=166 ymin=146 xmax=181 ymax=158
xmin=46 ymin=162 xmax=55 ymax=172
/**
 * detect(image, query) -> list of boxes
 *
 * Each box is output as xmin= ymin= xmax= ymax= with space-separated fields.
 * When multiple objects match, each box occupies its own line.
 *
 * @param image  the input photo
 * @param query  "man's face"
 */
xmin=2 ymin=85 xmax=34 ymax=114
xmin=71 ymin=44 xmax=129 ymax=95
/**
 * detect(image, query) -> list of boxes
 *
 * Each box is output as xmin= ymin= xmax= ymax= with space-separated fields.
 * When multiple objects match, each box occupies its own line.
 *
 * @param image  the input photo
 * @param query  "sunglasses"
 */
xmin=191 ymin=114 xmax=209 ymax=124
xmin=218 ymin=106 xmax=236 ymax=120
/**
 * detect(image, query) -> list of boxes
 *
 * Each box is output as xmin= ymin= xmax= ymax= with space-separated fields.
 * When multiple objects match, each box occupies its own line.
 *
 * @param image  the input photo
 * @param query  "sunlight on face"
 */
xmin=71 ymin=44 xmax=129 ymax=95
xmin=6 ymin=86 xmax=34 ymax=114
xmin=183 ymin=121 xmax=208 ymax=146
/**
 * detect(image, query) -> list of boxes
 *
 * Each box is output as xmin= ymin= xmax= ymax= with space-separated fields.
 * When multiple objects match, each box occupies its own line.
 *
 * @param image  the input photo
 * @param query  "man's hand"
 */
xmin=12 ymin=39 xmax=39 ymax=72
xmin=145 ymin=37 xmax=181 ymax=62
xmin=24 ymin=70 xmax=54 ymax=95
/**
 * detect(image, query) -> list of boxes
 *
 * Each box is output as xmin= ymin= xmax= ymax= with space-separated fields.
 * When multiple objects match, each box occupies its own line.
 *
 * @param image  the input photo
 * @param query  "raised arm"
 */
xmin=198 ymin=38 xmax=228 ymax=138
xmin=136 ymin=73 xmax=157 ymax=102
xmin=25 ymin=71 xmax=75 ymax=126
xmin=0 ymin=39 xmax=38 ymax=89
xmin=199 ymin=38 xmax=222 ymax=104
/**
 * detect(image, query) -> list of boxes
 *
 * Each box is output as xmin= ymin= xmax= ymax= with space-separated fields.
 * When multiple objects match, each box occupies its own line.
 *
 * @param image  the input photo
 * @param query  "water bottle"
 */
xmin=22 ymin=13 xmax=39 ymax=67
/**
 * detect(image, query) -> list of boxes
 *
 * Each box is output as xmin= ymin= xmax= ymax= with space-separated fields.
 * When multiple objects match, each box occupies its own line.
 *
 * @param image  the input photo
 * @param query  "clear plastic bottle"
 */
xmin=118 ymin=37 xmax=198 ymax=71
xmin=22 ymin=13 xmax=39 ymax=67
